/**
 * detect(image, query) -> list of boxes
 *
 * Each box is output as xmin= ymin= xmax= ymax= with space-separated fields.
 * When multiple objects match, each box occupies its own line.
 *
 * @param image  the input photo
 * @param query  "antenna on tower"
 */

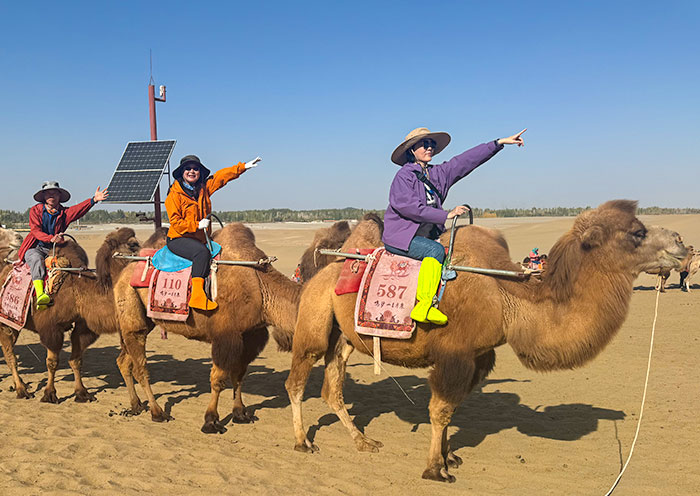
xmin=149 ymin=49 xmax=155 ymax=85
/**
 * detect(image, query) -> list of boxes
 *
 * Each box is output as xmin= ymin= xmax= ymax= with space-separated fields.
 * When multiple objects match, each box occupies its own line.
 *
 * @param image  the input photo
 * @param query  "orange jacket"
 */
xmin=165 ymin=163 xmax=246 ymax=242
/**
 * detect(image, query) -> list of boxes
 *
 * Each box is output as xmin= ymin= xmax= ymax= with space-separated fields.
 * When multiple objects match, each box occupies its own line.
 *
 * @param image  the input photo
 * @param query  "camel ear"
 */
xmin=581 ymin=225 xmax=604 ymax=250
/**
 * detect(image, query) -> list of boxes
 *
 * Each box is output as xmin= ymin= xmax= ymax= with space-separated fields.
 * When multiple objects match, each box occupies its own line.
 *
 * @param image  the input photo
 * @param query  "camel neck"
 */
xmin=503 ymin=267 xmax=635 ymax=371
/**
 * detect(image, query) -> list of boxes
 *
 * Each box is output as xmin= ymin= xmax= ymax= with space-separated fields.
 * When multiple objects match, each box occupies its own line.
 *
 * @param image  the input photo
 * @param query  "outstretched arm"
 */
xmin=64 ymin=186 xmax=108 ymax=225
xmin=497 ymin=128 xmax=527 ymax=147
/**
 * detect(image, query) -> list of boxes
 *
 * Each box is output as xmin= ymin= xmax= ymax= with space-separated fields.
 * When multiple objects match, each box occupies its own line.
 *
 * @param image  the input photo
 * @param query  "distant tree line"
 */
xmin=2 ymin=206 xmax=699 ymax=229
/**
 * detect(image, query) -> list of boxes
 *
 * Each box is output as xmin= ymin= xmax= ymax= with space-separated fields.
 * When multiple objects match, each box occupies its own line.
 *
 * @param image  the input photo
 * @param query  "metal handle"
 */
xmin=203 ymin=214 xmax=224 ymax=253
xmin=52 ymin=233 xmax=78 ymax=258
xmin=445 ymin=204 xmax=472 ymax=267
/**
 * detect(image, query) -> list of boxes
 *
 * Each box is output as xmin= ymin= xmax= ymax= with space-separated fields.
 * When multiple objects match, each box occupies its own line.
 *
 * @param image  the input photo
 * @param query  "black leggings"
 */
xmin=167 ymin=237 xmax=211 ymax=278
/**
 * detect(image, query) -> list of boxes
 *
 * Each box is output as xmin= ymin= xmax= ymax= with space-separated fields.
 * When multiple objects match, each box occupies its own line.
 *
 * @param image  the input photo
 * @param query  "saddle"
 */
xmin=130 ymin=242 xmax=222 ymax=321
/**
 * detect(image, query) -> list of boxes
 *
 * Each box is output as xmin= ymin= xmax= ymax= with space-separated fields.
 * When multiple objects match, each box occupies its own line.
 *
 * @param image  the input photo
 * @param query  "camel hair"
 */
xmin=284 ymin=200 xmax=688 ymax=483
xmin=0 ymin=227 xmax=148 ymax=402
xmin=112 ymin=218 xmax=365 ymax=434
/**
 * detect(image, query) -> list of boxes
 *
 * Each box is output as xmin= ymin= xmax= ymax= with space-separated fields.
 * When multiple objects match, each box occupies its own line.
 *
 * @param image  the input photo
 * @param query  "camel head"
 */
xmin=95 ymin=227 xmax=141 ymax=290
xmin=298 ymin=220 xmax=352 ymax=282
xmin=546 ymin=200 xmax=687 ymax=301
xmin=297 ymin=214 xmax=384 ymax=283
xmin=142 ymin=227 xmax=168 ymax=249
xmin=0 ymin=227 xmax=24 ymax=263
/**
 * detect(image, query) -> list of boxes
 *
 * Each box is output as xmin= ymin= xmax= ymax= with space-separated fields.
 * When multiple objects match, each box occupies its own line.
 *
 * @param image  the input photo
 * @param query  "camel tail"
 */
xmin=269 ymin=325 xmax=294 ymax=352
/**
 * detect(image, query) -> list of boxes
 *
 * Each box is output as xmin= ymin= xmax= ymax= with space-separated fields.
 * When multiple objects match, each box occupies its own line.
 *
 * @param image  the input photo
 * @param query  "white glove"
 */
xmin=245 ymin=156 xmax=262 ymax=169
xmin=198 ymin=218 xmax=210 ymax=230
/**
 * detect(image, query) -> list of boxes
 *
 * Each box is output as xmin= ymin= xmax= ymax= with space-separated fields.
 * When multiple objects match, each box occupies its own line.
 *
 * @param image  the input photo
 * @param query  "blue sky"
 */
xmin=1 ymin=1 xmax=698 ymax=211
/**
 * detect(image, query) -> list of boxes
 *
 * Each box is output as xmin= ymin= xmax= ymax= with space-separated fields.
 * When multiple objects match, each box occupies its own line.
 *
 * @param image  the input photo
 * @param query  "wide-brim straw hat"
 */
xmin=173 ymin=154 xmax=212 ymax=182
xmin=33 ymin=181 xmax=71 ymax=203
xmin=391 ymin=127 xmax=451 ymax=166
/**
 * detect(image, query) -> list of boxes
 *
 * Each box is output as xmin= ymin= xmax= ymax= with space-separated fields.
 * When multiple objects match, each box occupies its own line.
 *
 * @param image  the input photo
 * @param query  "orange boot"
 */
xmin=189 ymin=277 xmax=218 ymax=310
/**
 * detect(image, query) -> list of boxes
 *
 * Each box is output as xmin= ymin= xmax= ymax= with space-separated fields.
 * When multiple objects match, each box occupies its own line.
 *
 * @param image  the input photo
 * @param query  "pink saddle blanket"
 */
xmin=354 ymin=248 xmax=420 ymax=339
xmin=0 ymin=264 xmax=33 ymax=331
xmin=146 ymin=268 xmax=191 ymax=322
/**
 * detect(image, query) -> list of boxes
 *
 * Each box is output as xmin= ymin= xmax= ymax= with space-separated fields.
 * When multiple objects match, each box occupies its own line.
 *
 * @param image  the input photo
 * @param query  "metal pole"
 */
xmin=148 ymin=84 xmax=162 ymax=229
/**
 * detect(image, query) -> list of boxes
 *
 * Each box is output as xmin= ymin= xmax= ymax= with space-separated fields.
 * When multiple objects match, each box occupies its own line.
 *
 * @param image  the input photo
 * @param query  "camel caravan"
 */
xmin=0 ymin=127 xmax=693 ymax=483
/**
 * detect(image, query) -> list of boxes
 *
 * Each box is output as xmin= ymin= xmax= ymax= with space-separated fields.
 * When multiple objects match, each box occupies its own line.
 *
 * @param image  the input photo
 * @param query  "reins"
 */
xmin=603 ymin=288 xmax=661 ymax=495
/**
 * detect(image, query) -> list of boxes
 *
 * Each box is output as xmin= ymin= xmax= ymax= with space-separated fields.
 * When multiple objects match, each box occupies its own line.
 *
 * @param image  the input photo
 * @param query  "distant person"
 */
xmin=17 ymin=181 xmax=108 ymax=308
xmin=383 ymin=127 xmax=526 ymax=324
xmin=164 ymin=154 xmax=261 ymax=310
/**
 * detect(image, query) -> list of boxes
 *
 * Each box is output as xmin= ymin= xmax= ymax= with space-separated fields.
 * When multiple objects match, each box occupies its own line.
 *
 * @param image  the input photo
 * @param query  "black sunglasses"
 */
xmin=183 ymin=165 xmax=200 ymax=172
xmin=415 ymin=138 xmax=437 ymax=150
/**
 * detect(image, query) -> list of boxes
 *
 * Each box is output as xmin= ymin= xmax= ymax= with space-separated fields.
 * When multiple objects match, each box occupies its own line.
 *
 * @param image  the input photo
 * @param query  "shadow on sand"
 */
xmin=3 ymin=342 xmax=624 ymax=449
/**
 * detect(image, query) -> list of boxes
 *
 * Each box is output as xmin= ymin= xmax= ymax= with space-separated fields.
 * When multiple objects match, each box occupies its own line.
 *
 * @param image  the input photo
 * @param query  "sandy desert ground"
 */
xmin=1 ymin=214 xmax=698 ymax=495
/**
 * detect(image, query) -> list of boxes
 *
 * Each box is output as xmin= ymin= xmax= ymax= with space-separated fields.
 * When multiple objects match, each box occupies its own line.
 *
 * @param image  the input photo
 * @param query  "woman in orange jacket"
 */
xmin=165 ymin=154 xmax=261 ymax=310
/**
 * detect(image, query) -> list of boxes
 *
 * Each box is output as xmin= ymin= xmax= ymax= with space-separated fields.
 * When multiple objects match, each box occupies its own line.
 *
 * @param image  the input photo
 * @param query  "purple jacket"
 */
xmin=382 ymin=141 xmax=503 ymax=250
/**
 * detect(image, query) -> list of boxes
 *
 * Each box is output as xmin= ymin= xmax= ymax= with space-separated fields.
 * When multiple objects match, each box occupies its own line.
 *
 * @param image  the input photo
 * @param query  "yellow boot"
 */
xmin=189 ymin=277 xmax=218 ymax=311
xmin=410 ymin=257 xmax=448 ymax=325
xmin=33 ymin=280 xmax=51 ymax=308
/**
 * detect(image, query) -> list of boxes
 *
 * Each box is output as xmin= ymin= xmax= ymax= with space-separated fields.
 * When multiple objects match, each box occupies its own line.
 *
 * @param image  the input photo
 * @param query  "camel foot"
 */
xmin=150 ymin=410 xmax=172 ymax=423
xmin=353 ymin=435 xmax=383 ymax=453
xmin=129 ymin=400 xmax=146 ymax=415
xmin=294 ymin=439 xmax=319 ymax=454
xmin=201 ymin=420 xmax=227 ymax=434
xmin=421 ymin=466 xmax=456 ymax=483
xmin=446 ymin=451 xmax=463 ymax=468
xmin=74 ymin=389 xmax=96 ymax=403
xmin=40 ymin=389 xmax=59 ymax=404
xmin=231 ymin=407 xmax=256 ymax=424
xmin=15 ymin=387 xmax=33 ymax=400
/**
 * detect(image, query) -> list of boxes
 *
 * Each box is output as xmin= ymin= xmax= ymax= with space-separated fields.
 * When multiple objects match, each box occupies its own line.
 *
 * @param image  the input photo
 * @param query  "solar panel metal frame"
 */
xmin=103 ymin=140 xmax=177 ymax=204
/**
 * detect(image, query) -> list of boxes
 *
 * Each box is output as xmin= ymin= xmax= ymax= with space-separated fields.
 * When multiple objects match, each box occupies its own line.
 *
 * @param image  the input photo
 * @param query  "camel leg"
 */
xmin=285 ymin=274 xmax=336 ymax=453
xmin=0 ymin=328 xmax=32 ymax=399
xmin=442 ymin=349 xmax=497 ymax=470
xmin=68 ymin=322 xmax=98 ymax=403
xmin=202 ymin=332 xmax=246 ymax=434
xmin=122 ymin=329 xmax=168 ymax=422
xmin=116 ymin=335 xmax=145 ymax=415
xmin=231 ymin=326 xmax=269 ymax=423
xmin=285 ymin=348 xmax=323 ymax=453
xmin=40 ymin=347 xmax=61 ymax=404
xmin=202 ymin=363 xmax=229 ymax=434
xmin=321 ymin=337 xmax=383 ymax=452
xmin=421 ymin=355 xmax=476 ymax=483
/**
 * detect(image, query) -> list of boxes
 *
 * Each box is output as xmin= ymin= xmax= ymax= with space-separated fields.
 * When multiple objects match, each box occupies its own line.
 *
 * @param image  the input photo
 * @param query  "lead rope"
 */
xmin=604 ymin=288 xmax=661 ymax=495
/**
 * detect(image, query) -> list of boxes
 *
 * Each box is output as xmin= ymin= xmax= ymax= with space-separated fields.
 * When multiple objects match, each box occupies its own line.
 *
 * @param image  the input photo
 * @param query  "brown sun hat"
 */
xmin=390 ymin=127 xmax=451 ymax=166
xmin=33 ymin=181 xmax=71 ymax=203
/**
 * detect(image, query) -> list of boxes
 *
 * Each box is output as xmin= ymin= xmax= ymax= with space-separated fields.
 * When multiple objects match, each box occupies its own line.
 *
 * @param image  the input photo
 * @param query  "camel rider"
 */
xmin=164 ymin=154 xmax=262 ymax=311
xmin=383 ymin=127 xmax=526 ymax=325
xmin=17 ymin=181 xmax=108 ymax=308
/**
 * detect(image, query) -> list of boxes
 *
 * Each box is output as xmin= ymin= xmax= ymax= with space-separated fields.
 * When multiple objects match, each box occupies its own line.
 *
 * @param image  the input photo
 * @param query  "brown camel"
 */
xmin=647 ymin=243 xmax=694 ymax=292
xmin=0 ymin=228 xmax=149 ymax=401
xmin=112 ymin=219 xmax=360 ymax=433
xmin=284 ymin=200 xmax=688 ymax=483
xmin=0 ymin=227 xmax=23 ymax=263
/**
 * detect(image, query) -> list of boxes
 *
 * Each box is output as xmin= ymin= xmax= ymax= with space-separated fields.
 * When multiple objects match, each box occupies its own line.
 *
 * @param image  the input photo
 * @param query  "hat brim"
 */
xmin=391 ymin=132 xmax=451 ymax=166
xmin=34 ymin=188 xmax=71 ymax=203
xmin=173 ymin=161 xmax=211 ymax=182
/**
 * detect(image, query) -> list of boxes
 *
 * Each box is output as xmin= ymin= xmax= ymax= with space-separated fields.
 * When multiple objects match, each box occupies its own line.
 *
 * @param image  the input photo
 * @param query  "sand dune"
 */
xmin=1 ymin=215 xmax=699 ymax=495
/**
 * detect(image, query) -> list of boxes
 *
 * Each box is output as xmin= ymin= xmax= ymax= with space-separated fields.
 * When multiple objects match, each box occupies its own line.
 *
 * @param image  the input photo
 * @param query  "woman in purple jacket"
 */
xmin=383 ymin=127 xmax=525 ymax=324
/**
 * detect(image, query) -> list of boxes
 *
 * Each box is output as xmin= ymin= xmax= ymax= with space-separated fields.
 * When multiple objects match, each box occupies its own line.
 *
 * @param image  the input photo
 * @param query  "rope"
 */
xmin=350 ymin=328 xmax=415 ymax=405
xmin=604 ymin=289 xmax=661 ymax=495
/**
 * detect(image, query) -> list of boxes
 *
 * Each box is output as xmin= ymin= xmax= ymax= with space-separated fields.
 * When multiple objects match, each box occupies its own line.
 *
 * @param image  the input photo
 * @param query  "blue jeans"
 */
xmin=384 ymin=236 xmax=445 ymax=263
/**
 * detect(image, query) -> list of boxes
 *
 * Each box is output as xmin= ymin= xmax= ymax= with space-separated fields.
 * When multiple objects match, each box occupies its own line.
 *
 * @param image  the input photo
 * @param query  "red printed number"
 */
xmin=376 ymin=284 xmax=407 ymax=299
xmin=163 ymin=278 xmax=182 ymax=290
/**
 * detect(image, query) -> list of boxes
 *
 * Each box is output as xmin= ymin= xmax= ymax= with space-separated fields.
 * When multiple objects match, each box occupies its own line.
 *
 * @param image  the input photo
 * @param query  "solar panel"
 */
xmin=103 ymin=140 xmax=176 ymax=203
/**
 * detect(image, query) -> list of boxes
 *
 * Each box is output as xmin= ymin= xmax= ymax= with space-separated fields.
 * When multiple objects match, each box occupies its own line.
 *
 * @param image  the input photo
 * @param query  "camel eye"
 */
xmin=633 ymin=229 xmax=646 ymax=240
